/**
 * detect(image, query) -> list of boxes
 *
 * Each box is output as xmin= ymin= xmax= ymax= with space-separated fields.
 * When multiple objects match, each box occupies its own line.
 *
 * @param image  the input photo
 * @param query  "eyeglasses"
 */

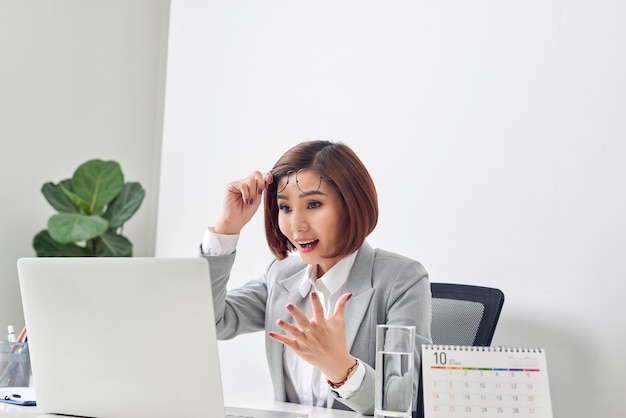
xmin=275 ymin=168 xmax=333 ymax=194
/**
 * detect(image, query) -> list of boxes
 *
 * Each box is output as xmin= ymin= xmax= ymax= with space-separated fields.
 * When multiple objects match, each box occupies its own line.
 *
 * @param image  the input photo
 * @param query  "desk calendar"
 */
xmin=421 ymin=345 xmax=553 ymax=418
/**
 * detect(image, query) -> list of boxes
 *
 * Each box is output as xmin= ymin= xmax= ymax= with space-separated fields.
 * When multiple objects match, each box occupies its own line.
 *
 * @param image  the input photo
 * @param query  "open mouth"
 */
xmin=297 ymin=239 xmax=319 ymax=249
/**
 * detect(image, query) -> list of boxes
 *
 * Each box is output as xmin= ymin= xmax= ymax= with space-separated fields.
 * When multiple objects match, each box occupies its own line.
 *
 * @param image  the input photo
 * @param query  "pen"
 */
xmin=16 ymin=327 xmax=27 ymax=343
xmin=1 ymin=391 xmax=21 ymax=401
xmin=7 ymin=325 xmax=16 ymax=342
xmin=0 ymin=389 xmax=23 ymax=401
xmin=0 ymin=388 xmax=36 ymax=406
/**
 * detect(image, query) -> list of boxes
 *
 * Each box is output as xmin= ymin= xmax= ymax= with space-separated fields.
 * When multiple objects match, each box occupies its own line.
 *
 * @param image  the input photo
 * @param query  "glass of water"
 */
xmin=375 ymin=324 xmax=416 ymax=418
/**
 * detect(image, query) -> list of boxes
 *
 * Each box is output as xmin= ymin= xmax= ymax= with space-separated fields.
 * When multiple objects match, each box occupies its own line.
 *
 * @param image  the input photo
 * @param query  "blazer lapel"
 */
xmin=344 ymin=242 xmax=376 ymax=350
xmin=266 ymin=265 xmax=309 ymax=400
xmin=328 ymin=243 xmax=375 ymax=409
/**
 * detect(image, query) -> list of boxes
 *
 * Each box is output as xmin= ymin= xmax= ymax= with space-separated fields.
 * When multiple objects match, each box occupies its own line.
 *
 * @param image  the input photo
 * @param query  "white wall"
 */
xmin=159 ymin=1 xmax=625 ymax=417
xmin=0 ymin=1 xmax=170 ymax=332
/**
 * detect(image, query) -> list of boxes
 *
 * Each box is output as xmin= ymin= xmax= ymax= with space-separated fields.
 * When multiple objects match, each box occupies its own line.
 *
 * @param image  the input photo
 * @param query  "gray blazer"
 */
xmin=202 ymin=241 xmax=432 ymax=415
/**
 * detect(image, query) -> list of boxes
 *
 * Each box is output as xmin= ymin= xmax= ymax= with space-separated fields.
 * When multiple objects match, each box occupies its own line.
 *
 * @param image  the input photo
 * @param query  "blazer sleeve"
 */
xmin=200 ymin=250 xmax=269 ymax=339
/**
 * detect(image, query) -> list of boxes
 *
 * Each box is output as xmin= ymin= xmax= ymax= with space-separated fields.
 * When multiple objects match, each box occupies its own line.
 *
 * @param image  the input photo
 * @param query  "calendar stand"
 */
xmin=421 ymin=345 xmax=553 ymax=417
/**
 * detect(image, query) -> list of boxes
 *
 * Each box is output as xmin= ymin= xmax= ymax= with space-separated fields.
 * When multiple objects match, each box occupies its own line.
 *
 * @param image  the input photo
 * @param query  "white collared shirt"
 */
xmin=201 ymin=228 xmax=366 ymax=405
xmin=284 ymin=251 xmax=363 ymax=406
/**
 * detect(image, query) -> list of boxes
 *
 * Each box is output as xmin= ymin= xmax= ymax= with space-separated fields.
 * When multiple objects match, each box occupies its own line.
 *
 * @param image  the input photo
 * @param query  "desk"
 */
xmin=0 ymin=396 xmax=361 ymax=417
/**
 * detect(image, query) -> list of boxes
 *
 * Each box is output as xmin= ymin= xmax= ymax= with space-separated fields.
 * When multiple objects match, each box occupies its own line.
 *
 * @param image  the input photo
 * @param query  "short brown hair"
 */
xmin=264 ymin=140 xmax=378 ymax=259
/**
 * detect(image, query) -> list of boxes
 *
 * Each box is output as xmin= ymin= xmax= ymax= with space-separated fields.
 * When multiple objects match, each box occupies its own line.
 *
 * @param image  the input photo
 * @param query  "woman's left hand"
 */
xmin=268 ymin=291 xmax=356 ymax=383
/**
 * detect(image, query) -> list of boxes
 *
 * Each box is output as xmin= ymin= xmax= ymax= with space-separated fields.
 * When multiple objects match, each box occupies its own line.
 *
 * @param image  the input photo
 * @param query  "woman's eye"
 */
xmin=307 ymin=201 xmax=321 ymax=209
xmin=279 ymin=204 xmax=291 ymax=213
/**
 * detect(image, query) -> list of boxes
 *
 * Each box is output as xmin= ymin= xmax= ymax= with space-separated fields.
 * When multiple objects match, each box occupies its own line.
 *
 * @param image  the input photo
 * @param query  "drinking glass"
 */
xmin=375 ymin=325 xmax=415 ymax=418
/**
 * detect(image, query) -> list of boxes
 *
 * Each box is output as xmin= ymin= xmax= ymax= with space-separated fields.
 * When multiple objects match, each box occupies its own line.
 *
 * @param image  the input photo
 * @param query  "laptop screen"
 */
xmin=18 ymin=257 xmax=224 ymax=418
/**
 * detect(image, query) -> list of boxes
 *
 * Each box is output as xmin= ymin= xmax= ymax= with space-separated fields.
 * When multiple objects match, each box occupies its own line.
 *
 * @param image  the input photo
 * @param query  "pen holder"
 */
xmin=0 ymin=341 xmax=31 ymax=387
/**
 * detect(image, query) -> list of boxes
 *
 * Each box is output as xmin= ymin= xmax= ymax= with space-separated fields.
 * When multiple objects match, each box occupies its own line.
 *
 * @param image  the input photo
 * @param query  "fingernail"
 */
xmin=347 ymin=293 xmax=353 ymax=301
xmin=277 ymin=319 xmax=285 ymax=326
xmin=286 ymin=304 xmax=294 ymax=312
xmin=248 ymin=198 xmax=254 ymax=205
xmin=268 ymin=331 xmax=276 ymax=338
xmin=311 ymin=291 xmax=318 ymax=299
xmin=258 ymin=188 xmax=263 ymax=195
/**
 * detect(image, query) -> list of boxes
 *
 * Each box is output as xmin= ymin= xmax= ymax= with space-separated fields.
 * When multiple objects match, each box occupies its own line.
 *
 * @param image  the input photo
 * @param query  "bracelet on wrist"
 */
xmin=327 ymin=358 xmax=359 ymax=389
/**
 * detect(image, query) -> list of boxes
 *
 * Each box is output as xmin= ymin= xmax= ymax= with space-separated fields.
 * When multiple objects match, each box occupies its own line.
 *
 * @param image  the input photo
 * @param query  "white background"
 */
xmin=158 ymin=2 xmax=625 ymax=418
xmin=1 ymin=2 xmax=624 ymax=417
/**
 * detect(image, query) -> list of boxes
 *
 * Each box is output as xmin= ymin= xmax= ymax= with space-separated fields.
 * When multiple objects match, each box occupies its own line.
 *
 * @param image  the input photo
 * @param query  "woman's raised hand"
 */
xmin=214 ymin=171 xmax=273 ymax=235
xmin=269 ymin=291 xmax=356 ymax=384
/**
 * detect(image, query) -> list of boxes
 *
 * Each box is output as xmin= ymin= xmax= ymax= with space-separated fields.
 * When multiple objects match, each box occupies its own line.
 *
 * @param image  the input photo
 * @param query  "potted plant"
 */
xmin=32 ymin=159 xmax=145 ymax=257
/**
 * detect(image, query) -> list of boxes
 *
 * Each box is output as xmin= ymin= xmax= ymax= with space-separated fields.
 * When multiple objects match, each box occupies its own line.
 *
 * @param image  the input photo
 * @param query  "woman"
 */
xmin=200 ymin=140 xmax=431 ymax=415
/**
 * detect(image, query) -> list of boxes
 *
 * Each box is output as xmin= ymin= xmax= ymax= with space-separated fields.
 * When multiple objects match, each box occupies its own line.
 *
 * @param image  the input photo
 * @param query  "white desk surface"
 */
xmin=0 ymin=395 xmax=361 ymax=417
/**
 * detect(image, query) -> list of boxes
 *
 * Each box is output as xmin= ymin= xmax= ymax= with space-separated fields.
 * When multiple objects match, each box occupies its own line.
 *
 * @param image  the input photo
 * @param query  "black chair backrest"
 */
xmin=430 ymin=282 xmax=505 ymax=346
xmin=416 ymin=282 xmax=505 ymax=418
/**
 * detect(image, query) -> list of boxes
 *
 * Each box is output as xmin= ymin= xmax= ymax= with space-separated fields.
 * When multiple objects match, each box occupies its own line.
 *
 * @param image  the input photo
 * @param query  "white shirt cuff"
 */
xmin=201 ymin=227 xmax=239 ymax=256
xmin=333 ymin=360 xmax=366 ymax=399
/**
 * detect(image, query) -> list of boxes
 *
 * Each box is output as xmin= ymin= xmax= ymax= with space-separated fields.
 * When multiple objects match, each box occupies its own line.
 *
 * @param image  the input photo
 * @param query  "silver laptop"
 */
xmin=17 ymin=257 xmax=305 ymax=418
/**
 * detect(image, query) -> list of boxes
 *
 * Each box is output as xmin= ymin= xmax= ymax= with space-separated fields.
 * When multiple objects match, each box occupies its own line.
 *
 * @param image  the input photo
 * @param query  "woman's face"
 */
xmin=275 ymin=169 xmax=346 ymax=277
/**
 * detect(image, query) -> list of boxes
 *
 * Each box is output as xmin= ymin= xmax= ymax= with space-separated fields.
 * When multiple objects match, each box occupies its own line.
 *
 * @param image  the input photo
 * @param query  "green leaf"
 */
xmin=72 ymin=160 xmax=125 ymax=215
xmin=41 ymin=180 xmax=80 ymax=213
xmin=103 ymin=182 xmax=145 ymax=229
xmin=48 ymin=213 xmax=109 ymax=244
xmin=95 ymin=232 xmax=133 ymax=256
xmin=32 ymin=230 xmax=92 ymax=257
xmin=60 ymin=183 xmax=92 ymax=214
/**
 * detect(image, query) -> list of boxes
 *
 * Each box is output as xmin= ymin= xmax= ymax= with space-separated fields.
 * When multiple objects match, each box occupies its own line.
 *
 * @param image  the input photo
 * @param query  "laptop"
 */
xmin=17 ymin=257 xmax=305 ymax=418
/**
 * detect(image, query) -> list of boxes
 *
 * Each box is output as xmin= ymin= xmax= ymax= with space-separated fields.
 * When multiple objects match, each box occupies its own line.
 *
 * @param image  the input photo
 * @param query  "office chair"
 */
xmin=416 ymin=282 xmax=505 ymax=418
xmin=430 ymin=282 xmax=505 ymax=346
